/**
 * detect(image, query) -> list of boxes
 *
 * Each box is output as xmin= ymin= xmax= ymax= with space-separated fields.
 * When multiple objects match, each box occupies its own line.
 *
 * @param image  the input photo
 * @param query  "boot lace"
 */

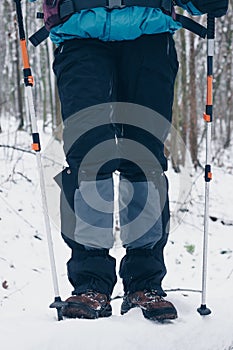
xmin=144 ymin=290 xmax=165 ymax=303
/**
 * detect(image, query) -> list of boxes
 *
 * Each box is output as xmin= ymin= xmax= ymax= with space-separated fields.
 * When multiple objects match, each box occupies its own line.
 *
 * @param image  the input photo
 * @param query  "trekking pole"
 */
xmin=197 ymin=14 xmax=215 ymax=316
xmin=13 ymin=0 xmax=67 ymax=321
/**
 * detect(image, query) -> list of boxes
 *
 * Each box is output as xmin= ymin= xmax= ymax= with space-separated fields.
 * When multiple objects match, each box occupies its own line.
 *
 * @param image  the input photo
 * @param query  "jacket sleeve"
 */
xmin=175 ymin=0 xmax=203 ymax=16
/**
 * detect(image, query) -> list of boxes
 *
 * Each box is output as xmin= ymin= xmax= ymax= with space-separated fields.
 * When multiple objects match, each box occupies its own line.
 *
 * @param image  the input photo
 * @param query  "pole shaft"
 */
xmin=14 ymin=0 xmax=60 ymax=298
xmin=201 ymin=14 xmax=215 ymax=308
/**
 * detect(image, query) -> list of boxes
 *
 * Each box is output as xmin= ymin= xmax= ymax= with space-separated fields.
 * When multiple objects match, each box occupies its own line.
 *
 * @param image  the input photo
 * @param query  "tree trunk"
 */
xmin=14 ymin=14 xmax=24 ymax=130
xmin=189 ymin=33 xmax=198 ymax=168
xmin=180 ymin=28 xmax=188 ymax=166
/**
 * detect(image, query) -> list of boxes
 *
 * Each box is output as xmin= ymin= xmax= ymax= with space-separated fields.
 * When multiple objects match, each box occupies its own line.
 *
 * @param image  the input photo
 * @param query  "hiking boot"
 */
xmin=121 ymin=289 xmax=178 ymax=322
xmin=62 ymin=291 xmax=112 ymax=319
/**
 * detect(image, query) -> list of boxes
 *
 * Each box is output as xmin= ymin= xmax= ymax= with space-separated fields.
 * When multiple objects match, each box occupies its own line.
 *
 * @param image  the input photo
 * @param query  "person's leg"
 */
xmin=117 ymin=34 xmax=179 ymax=312
xmin=117 ymin=33 xmax=179 ymax=170
xmin=119 ymin=172 xmax=170 ymax=296
xmin=53 ymin=39 xmax=118 ymax=301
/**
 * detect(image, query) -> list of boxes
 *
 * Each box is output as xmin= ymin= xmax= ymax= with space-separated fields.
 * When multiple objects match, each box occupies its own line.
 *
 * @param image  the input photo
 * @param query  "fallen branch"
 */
xmin=0 ymin=144 xmax=33 ymax=154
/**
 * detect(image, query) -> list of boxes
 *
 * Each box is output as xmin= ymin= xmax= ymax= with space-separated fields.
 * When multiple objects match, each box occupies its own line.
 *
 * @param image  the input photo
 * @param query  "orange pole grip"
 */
xmin=203 ymin=113 xmax=211 ymax=122
xmin=206 ymin=75 xmax=213 ymax=106
xmin=31 ymin=143 xmax=40 ymax=151
xmin=20 ymin=39 xmax=30 ymax=69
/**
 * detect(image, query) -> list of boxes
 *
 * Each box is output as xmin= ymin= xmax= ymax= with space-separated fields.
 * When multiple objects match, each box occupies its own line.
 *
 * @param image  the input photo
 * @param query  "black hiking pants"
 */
xmin=53 ymin=33 xmax=179 ymax=297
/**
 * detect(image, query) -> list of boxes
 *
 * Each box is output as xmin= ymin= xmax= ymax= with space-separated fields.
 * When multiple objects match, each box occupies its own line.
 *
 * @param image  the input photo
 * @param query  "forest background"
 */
xmin=0 ymin=0 xmax=232 ymax=171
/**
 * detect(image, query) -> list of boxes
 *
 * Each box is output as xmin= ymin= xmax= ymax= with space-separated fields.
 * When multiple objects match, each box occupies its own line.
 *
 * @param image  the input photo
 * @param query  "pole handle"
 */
xmin=14 ymin=0 xmax=26 ymax=40
xmin=207 ymin=14 xmax=215 ymax=40
xmin=14 ymin=0 xmax=33 ymax=85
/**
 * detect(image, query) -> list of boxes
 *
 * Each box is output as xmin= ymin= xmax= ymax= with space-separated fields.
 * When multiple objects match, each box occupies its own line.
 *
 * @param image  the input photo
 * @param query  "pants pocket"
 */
xmin=119 ymin=179 xmax=163 ymax=248
xmin=74 ymin=178 xmax=115 ymax=249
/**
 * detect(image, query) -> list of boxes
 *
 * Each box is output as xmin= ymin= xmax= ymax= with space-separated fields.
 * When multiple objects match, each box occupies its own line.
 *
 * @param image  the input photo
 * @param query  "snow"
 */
xmin=0 ymin=121 xmax=233 ymax=350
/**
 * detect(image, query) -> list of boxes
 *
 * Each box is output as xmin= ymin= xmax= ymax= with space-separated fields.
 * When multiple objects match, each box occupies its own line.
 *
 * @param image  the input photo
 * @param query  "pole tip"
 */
xmin=50 ymin=297 xmax=68 ymax=321
xmin=197 ymin=304 xmax=212 ymax=316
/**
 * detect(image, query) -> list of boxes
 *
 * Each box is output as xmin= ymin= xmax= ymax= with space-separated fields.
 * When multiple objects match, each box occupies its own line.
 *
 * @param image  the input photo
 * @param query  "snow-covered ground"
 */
xmin=0 ymin=120 xmax=233 ymax=350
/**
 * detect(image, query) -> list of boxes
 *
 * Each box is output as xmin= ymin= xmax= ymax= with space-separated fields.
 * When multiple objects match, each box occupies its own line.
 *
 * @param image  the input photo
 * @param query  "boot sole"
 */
xmin=142 ymin=308 xmax=178 ymax=322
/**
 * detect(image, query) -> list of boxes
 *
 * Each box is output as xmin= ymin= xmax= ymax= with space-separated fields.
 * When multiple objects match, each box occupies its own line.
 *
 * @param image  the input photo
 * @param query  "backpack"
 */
xmin=43 ymin=0 xmax=62 ymax=31
xmin=44 ymin=0 xmax=173 ymax=30
xmin=29 ymin=0 xmax=207 ymax=47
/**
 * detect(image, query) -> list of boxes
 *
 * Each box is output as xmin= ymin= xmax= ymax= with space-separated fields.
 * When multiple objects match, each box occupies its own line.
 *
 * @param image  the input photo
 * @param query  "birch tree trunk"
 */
xmin=189 ymin=32 xmax=198 ymax=168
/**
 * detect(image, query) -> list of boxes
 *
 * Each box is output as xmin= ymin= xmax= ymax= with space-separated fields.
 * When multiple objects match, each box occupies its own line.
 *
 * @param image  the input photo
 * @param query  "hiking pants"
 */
xmin=53 ymin=33 xmax=179 ymax=296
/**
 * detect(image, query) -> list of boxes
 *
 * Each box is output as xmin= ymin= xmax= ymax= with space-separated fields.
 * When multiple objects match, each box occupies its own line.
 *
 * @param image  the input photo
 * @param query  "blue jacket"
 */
xmin=29 ymin=1 xmax=202 ymax=44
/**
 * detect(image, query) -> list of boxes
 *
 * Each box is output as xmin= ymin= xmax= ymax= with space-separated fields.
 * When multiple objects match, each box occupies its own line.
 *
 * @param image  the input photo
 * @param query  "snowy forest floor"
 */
xmin=0 ymin=120 xmax=233 ymax=350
